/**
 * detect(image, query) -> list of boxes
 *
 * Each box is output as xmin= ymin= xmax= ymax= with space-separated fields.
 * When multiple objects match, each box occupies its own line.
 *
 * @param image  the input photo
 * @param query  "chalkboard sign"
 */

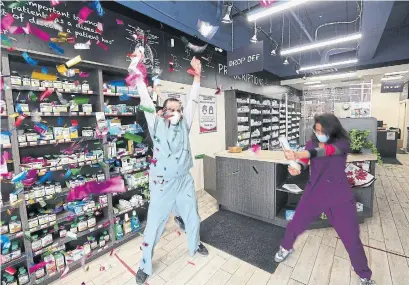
xmin=1 ymin=1 xmax=164 ymax=73
xmin=1 ymin=1 xmax=291 ymax=96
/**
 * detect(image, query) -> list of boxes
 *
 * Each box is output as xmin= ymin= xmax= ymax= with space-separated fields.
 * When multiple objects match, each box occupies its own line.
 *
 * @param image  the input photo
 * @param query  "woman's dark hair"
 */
xmin=311 ymin=113 xmax=349 ymax=143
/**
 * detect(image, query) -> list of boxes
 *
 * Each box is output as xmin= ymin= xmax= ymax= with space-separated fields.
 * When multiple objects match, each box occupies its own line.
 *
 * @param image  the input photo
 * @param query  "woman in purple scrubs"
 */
xmin=274 ymin=114 xmax=375 ymax=285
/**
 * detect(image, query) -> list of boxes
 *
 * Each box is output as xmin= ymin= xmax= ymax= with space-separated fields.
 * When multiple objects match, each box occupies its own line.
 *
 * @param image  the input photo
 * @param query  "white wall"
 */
xmin=157 ymin=80 xmax=226 ymax=191
xmin=371 ymin=86 xmax=401 ymax=128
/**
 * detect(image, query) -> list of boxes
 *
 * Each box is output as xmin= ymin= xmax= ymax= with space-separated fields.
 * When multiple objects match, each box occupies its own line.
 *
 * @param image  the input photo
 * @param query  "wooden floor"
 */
xmin=52 ymin=154 xmax=409 ymax=285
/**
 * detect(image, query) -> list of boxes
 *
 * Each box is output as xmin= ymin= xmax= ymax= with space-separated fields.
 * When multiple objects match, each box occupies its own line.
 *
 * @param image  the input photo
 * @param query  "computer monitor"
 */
xmin=377 ymin=120 xmax=383 ymax=127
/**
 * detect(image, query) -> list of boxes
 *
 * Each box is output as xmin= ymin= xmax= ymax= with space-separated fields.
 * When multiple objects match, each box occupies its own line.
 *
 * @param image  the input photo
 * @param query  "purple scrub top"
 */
xmin=303 ymin=139 xmax=354 ymax=207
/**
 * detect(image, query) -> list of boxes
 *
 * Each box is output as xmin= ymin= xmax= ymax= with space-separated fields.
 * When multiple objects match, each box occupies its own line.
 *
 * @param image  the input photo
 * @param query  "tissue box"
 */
xmin=53 ymin=105 xmax=68 ymax=113
xmin=53 ymin=127 xmax=64 ymax=140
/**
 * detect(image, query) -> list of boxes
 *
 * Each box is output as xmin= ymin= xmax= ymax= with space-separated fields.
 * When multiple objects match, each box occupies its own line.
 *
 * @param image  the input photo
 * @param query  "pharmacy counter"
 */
xmin=210 ymin=150 xmax=377 ymax=229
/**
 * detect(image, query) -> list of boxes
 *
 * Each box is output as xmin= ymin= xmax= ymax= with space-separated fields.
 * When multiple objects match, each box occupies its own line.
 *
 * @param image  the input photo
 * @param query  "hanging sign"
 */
xmin=381 ymin=80 xmax=404 ymax=93
xmin=199 ymin=95 xmax=217 ymax=133
xmin=227 ymin=41 xmax=264 ymax=77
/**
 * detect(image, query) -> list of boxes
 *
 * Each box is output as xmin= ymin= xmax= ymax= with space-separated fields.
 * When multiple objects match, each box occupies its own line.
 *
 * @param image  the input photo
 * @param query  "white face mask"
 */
xmin=169 ymin=111 xmax=181 ymax=125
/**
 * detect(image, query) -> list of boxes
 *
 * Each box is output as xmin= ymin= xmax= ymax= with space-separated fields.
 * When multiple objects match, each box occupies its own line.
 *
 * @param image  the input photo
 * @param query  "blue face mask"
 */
xmin=315 ymin=132 xmax=329 ymax=143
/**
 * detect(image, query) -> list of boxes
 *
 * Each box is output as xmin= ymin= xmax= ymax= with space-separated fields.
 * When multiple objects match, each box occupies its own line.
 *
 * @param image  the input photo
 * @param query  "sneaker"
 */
xmin=360 ymin=278 xmax=376 ymax=285
xmin=135 ymin=268 xmax=148 ymax=285
xmin=174 ymin=216 xmax=185 ymax=230
xmin=274 ymin=246 xmax=293 ymax=263
xmin=196 ymin=243 xmax=209 ymax=256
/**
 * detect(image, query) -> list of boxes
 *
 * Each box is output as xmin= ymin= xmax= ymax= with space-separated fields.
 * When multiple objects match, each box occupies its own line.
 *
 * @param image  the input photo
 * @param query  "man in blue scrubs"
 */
xmin=129 ymin=51 xmax=208 ymax=284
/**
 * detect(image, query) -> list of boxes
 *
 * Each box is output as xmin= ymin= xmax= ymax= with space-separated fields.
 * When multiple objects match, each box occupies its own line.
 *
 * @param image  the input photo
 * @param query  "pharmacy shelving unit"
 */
xmin=0 ymin=51 xmax=150 ymax=284
xmin=224 ymin=90 xmax=299 ymax=151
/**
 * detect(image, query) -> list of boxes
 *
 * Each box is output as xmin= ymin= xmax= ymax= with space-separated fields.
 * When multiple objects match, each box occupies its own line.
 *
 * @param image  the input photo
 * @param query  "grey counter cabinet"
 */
xmin=216 ymin=157 xmax=276 ymax=224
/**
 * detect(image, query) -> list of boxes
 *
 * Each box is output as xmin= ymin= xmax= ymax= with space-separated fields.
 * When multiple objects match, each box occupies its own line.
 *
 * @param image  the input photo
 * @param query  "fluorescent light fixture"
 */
xmin=307 ymin=72 xmax=357 ymax=81
xmin=248 ymin=0 xmax=310 ymax=22
xmin=308 ymin=84 xmax=327 ymax=88
xmin=221 ymin=3 xmax=233 ymax=24
xmin=384 ymin=71 xmax=408 ymax=76
xmin=304 ymin=81 xmax=321 ymax=85
xmin=281 ymin=33 xmax=362 ymax=56
xmin=349 ymin=87 xmax=371 ymax=90
xmin=381 ymin=76 xmax=403 ymax=81
xmin=298 ymin=59 xmax=358 ymax=72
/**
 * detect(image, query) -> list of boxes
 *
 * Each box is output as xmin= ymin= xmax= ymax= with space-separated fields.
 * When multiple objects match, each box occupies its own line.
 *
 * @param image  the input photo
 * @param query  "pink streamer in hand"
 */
xmin=1 ymin=13 xmax=14 ymax=31
xmin=79 ymin=72 xmax=89 ymax=78
xmin=78 ymin=7 xmax=93 ymax=24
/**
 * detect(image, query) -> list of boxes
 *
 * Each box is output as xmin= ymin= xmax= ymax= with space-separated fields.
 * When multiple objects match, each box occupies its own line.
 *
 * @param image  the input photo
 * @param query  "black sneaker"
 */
xmin=174 ymin=216 xmax=185 ymax=230
xmin=196 ymin=243 xmax=209 ymax=256
xmin=135 ymin=268 xmax=148 ymax=285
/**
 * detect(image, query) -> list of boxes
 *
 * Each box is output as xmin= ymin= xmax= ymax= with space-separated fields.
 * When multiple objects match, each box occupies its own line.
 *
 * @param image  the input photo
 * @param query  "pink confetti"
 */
xmin=110 ymin=249 xmax=114 ymax=256
xmin=96 ymin=22 xmax=103 ymax=34
xmin=142 ymin=242 xmax=149 ymax=247
xmin=99 ymin=265 xmax=105 ymax=272
xmin=50 ymin=0 xmax=60 ymax=7
xmin=60 ymin=266 xmax=69 ymax=279
xmin=25 ymin=23 xmax=50 ymax=41
xmin=15 ymin=115 xmax=27 ymax=127
xmin=45 ymin=12 xmax=60 ymax=21
xmin=29 ymin=261 xmax=51 ymax=274
xmin=251 ymin=144 xmax=261 ymax=154
xmin=1 ymin=13 xmax=14 ymax=31
xmin=78 ymin=6 xmax=93 ymax=24
xmin=79 ymin=72 xmax=89 ymax=78
xmin=188 ymin=261 xmax=195 ymax=266
xmin=116 ymin=19 xmax=124 ymax=25
xmin=96 ymin=40 xmax=108 ymax=51
xmin=9 ymin=26 xmax=25 ymax=35
xmin=215 ymin=85 xmax=222 ymax=95
xmin=177 ymin=231 xmax=181 ymax=236
xmin=40 ymin=88 xmax=54 ymax=101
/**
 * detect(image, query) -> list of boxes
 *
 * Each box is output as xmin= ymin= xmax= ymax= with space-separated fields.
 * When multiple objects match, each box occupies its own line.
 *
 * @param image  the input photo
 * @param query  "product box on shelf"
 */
xmin=82 ymin=104 xmax=93 ymax=113
xmin=40 ymin=103 xmax=53 ymax=113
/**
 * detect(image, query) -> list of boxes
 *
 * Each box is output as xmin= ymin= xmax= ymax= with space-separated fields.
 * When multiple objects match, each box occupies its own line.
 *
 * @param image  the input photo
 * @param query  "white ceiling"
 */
xmin=281 ymin=63 xmax=409 ymax=90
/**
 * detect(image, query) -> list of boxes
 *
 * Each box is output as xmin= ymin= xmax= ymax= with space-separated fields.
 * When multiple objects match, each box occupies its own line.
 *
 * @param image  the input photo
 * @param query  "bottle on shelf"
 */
xmin=115 ymin=219 xmax=124 ymax=240
xmin=17 ymin=267 xmax=29 ymax=285
xmin=131 ymin=210 xmax=141 ymax=232
xmin=123 ymin=213 xmax=132 ymax=235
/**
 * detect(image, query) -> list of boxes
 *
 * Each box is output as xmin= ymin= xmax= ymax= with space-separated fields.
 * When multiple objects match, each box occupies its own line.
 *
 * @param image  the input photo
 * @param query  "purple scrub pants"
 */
xmin=281 ymin=198 xmax=372 ymax=279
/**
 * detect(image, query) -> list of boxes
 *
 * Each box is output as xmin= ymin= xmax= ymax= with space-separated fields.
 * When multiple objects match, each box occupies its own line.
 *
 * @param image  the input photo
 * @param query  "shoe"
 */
xmin=135 ymin=268 xmax=148 ymax=285
xmin=360 ymin=278 xmax=376 ymax=285
xmin=274 ymin=246 xmax=293 ymax=263
xmin=196 ymin=243 xmax=209 ymax=256
xmin=174 ymin=216 xmax=185 ymax=230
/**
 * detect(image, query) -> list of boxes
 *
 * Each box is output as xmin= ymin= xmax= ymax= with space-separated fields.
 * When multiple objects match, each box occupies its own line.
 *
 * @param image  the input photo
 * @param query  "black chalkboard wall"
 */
xmin=1 ymin=1 xmax=292 ymax=95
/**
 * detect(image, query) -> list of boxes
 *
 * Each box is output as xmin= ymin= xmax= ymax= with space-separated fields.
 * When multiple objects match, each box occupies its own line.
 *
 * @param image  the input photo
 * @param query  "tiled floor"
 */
xmin=52 ymin=154 xmax=409 ymax=285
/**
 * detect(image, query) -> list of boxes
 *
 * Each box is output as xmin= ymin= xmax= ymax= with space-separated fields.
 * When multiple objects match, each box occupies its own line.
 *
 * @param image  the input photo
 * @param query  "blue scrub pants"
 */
xmin=139 ymin=173 xmax=200 ymax=275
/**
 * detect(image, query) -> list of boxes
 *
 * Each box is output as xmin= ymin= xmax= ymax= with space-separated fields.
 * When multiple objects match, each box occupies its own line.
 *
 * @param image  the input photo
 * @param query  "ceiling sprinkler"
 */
xmin=283 ymin=58 xmax=289 ymax=65
xmin=270 ymin=48 xmax=277 ymax=56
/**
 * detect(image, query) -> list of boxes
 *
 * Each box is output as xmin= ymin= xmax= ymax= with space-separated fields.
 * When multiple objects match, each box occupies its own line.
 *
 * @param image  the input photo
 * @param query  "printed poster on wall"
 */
xmin=199 ymin=95 xmax=217 ymax=133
